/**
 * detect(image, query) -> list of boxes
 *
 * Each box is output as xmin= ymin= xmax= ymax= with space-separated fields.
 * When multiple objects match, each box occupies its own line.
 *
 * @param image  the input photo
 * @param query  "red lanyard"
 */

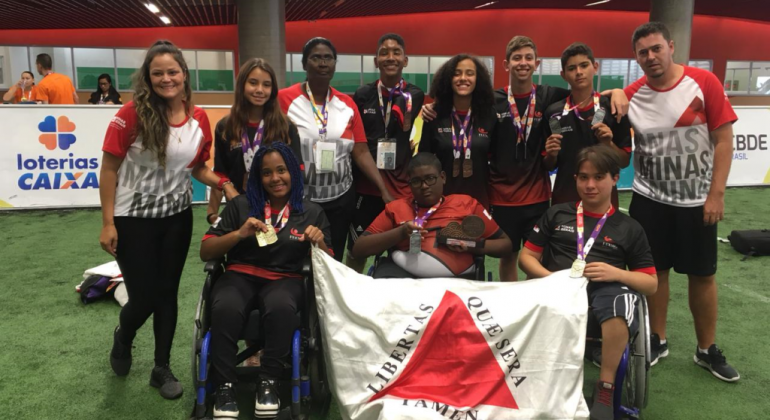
xmin=562 ymin=91 xmax=601 ymax=121
xmin=264 ymin=202 xmax=290 ymax=233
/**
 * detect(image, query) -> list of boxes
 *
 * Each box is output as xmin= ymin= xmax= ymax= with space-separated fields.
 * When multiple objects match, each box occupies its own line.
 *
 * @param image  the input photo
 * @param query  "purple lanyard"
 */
xmin=413 ymin=197 xmax=443 ymax=228
xmin=576 ymin=201 xmax=612 ymax=261
xmin=450 ymin=108 xmax=473 ymax=160
xmin=241 ymin=120 xmax=265 ymax=155
xmin=377 ymin=79 xmax=412 ymax=129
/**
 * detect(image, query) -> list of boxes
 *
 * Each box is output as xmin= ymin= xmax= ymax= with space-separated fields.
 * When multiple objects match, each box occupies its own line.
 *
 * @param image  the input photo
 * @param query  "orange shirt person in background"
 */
xmin=34 ymin=53 xmax=78 ymax=105
xmin=2 ymin=71 xmax=37 ymax=103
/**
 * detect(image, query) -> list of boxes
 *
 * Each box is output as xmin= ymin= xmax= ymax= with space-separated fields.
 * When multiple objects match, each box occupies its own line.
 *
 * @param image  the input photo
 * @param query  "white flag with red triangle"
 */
xmin=311 ymin=248 xmax=591 ymax=420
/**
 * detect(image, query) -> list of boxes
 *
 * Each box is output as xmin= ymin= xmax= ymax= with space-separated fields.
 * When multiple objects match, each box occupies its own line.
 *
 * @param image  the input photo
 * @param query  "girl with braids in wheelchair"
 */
xmin=199 ymin=141 xmax=332 ymax=419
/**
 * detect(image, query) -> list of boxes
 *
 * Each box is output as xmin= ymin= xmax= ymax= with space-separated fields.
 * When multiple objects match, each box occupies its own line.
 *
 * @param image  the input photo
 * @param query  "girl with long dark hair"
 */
xmin=206 ymin=58 xmax=303 ymax=225
xmin=99 ymin=40 xmax=237 ymax=400
xmin=418 ymin=54 xmax=497 ymax=209
xmin=200 ymin=142 xmax=331 ymax=419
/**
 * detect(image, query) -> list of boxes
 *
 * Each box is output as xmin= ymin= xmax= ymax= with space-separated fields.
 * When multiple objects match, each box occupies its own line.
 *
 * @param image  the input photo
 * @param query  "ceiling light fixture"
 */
xmin=159 ymin=16 xmax=171 ymax=24
xmin=144 ymin=3 xmax=160 ymax=14
xmin=475 ymin=1 xmax=498 ymax=9
xmin=585 ymin=0 xmax=611 ymax=6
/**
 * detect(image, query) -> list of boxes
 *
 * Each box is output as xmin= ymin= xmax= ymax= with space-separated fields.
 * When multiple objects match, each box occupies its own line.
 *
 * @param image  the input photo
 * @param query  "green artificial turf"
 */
xmin=1 ymin=189 xmax=768 ymax=419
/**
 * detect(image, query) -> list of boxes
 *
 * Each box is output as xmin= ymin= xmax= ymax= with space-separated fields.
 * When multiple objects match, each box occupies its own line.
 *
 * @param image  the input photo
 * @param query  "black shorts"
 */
xmin=347 ymin=193 xmax=386 ymax=251
xmin=490 ymin=201 xmax=550 ymax=252
xmin=629 ymin=192 xmax=717 ymax=276
xmin=590 ymin=283 xmax=641 ymax=336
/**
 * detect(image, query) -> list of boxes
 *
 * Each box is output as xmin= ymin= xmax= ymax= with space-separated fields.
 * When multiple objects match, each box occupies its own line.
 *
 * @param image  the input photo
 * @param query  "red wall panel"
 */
xmin=2 ymin=9 xmax=769 ymax=87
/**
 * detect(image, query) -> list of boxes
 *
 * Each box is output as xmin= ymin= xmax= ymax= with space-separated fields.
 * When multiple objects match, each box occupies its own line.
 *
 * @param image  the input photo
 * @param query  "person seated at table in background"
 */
xmin=199 ymin=141 xmax=331 ymax=420
xmin=352 ymin=152 xmax=511 ymax=279
xmin=2 ymin=71 xmax=37 ymax=103
xmin=518 ymin=145 xmax=657 ymax=420
xmin=88 ymin=73 xmax=122 ymax=105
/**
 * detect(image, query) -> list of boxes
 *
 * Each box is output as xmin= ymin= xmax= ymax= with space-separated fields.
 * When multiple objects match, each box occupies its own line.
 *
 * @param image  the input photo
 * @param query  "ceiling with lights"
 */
xmin=0 ymin=0 xmax=766 ymax=30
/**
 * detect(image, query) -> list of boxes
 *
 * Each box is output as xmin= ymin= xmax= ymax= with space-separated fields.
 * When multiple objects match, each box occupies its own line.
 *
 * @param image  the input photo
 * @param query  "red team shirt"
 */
xmin=278 ymin=83 xmax=367 ymax=203
xmin=365 ymin=194 xmax=503 ymax=277
xmin=625 ymin=66 xmax=737 ymax=207
xmin=102 ymin=101 xmax=212 ymax=218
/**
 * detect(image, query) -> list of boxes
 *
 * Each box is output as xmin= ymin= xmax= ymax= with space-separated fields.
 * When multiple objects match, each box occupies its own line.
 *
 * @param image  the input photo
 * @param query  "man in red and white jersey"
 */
xmin=625 ymin=22 xmax=739 ymax=382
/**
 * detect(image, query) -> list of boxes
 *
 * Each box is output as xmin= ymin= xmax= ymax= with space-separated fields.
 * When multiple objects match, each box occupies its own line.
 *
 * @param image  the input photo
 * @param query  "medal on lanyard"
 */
xmin=256 ymin=202 xmax=290 ymax=247
xmin=450 ymin=108 xmax=472 ymax=178
xmin=508 ymin=85 xmax=537 ymax=159
xmin=570 ymin=201 xmax=612 ymax=278
xmin=241 ymin=120 xmax=265 ymax=173
xmin=562 ymin=91 xmax=602 ymax=122
xmin=306 ymin=83 xmax=336 ymax=173
xmin=410 ymin=197 xmax=443 ymax=254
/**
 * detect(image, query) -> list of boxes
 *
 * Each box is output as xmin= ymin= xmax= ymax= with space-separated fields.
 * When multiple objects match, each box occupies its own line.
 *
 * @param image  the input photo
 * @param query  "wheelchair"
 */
xmin=190 ymin=258 xmax=331 ymax=420
xmin=586 ymin=294 xmax=651 ymax=419
xmin=368 ymin=252 xmax=492 ymax=281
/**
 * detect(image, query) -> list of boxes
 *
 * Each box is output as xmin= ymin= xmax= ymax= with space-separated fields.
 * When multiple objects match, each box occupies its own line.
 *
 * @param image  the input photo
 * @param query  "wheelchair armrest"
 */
xmin=204 ymin=258 xmax=225 ymax=274
xmin=301 ymin=257 xmax=312 ymax=277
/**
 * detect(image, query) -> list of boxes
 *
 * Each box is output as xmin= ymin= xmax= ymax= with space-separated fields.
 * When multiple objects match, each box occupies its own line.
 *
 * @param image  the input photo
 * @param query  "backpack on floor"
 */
xmin=78 ymin=275 xmax=117 ymax=304
xmin=727 ymin=230 xmax=770 ymax=258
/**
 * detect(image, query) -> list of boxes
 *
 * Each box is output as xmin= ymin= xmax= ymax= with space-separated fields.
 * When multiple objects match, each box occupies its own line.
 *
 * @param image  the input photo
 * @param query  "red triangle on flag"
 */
xmin=370 ymin=291 xmax=519 ymax=410
xmin=674 ymin=96 xmax=707 ymax=127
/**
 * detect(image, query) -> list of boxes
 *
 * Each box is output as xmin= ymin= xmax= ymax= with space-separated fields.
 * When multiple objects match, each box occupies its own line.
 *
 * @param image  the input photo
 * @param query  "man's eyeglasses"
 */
xmin=408 ymin=175 xmax=439 ymax=188
xmin=308 ymin=55 xmax=336 ymax=65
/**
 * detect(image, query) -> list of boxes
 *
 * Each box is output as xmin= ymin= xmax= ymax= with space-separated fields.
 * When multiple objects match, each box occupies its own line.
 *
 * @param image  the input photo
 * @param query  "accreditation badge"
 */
xmin=409 ymin=230 xmax=422 ymax=254
xmin=315 ymin=140 xmax=336 ymax=173
xmin=376 ymin=138 xmax=397 ymax=170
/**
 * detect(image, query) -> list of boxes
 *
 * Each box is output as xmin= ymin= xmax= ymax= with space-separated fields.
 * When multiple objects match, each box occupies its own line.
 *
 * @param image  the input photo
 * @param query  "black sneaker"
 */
xmin=589 ymin=380 xmax=615 ymax=420
xmin=588 ymin=347 xmax=602 ymax=368
xmin=254 ymin=376 xmax=280 ymax=419
xmin=650 ymin=333 xmax=669 ymax=366
xmin=149 ymin=365 xmax=183 ymax=399
xmin=694 ymin=344 xmax=740 ymax=382
xmin=110 ymin=326 xmax=132 ymax=376
xmin=213 ymin=383 xmax=239 ymax=419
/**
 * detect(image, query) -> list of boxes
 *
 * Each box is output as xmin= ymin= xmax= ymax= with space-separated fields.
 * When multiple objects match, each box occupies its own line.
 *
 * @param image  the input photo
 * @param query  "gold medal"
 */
xmin=264 ymin=223 xmax=278 ymax=245
xmin=256 ymin=231 xmax=268 ymax=247
xmin=453 ymin=159 xmax=461 ymax=178
xmin=570 ymin=259 xmax=586 ymax=278
xmin=462 ymin=159 xmax=473 ymax=178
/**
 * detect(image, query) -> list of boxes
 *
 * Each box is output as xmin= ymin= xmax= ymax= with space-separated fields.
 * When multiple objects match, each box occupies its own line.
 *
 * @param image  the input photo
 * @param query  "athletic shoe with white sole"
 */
xmin=694 ymin=344 xmax=740 ymax=382
xmin=254 ymin=377 xmax=280 ymax=419
xmin=213 ymin=383 xmax=239 ymax=419
xmin=589 ymin=380 xmax=615 ymax=420
xmin=650 ymin=333 xmax=669 ymax=366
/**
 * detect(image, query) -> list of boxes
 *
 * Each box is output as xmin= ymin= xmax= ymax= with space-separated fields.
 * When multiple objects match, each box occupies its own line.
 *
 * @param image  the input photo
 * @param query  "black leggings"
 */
xmin=318 ymin=186 xmax=355 ymax=262
xmin=209 ymin=270 xmax=303 ymax=383
xmin=114 ymin=207 xmax=192 ymax=366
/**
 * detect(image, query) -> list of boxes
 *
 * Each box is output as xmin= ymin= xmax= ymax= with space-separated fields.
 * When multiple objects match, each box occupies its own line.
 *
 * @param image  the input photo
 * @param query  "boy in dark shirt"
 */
xmin=543 ymin=42 xmax=632 ymax=209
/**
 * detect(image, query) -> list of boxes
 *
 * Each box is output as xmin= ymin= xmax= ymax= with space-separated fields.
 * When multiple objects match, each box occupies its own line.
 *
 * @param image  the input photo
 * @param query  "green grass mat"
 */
xmin=1 ymin=189 xmax=768 ymax=419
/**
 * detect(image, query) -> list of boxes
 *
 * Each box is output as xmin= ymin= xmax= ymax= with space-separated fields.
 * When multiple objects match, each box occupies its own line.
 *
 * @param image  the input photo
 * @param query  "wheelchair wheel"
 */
xmin=191 ymin=274 xmax=215 ymax=419
xmin=307 ymin=293 xmax=332 ymax=419
xmin=624 ymin=295 xmax=650 ymax=412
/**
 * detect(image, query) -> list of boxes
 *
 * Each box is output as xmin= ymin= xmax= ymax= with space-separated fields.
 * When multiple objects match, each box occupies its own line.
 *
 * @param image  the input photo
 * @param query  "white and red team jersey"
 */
xmin=279 ymin=83 xmax=366 ymax=203
xmin=103 ymin=101 xmax=212 ymax=218
xmin=625 ymin=66 xmax=737 ymax=207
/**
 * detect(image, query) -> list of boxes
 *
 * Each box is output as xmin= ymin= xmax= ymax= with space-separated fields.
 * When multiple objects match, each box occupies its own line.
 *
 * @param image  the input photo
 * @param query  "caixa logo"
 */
xmin=17 ymin=116 xmax=100 ymax=190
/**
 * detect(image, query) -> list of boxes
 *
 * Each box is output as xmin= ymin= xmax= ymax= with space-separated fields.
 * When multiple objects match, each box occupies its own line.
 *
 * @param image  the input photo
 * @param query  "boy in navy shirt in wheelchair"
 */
xmin=519 ymin=145 xmax=657 ymax=420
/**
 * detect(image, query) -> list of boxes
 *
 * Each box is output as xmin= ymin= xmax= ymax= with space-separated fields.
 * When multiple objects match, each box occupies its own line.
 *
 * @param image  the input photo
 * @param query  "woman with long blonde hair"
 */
xmin=99 ymin=40 xmax=237 ymax=400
